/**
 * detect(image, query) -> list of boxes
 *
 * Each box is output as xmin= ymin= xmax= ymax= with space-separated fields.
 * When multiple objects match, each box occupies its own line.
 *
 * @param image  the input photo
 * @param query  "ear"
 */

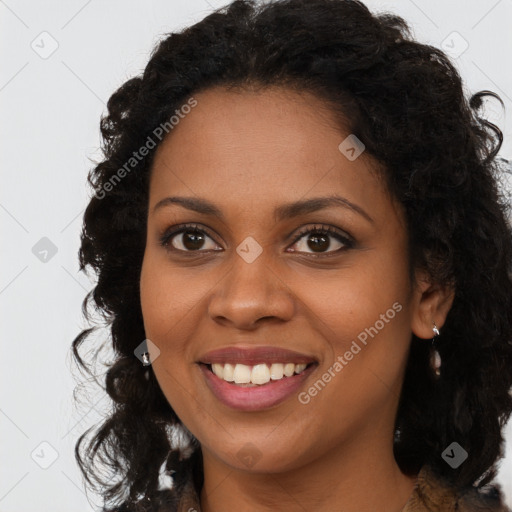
xmin=410 ymin=269 xmax=455 ymax=339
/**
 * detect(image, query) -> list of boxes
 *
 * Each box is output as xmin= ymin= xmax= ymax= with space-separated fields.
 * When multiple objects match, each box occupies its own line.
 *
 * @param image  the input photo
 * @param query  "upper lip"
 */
xmin=198 ymin=345 xmax=318 ymax=366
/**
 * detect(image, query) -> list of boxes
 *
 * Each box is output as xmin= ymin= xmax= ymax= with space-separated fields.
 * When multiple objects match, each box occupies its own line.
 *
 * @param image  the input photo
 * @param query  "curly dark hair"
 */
xmin=71 ymin=0 xmax=512 ymax=510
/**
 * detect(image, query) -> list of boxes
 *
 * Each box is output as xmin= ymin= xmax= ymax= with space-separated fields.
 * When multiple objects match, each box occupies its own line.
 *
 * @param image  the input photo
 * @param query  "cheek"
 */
xmin=293 ymin=260 xmax=408 ymax=339
xmin=139 ymin=252 xmax=217 ymax=405
xmin=140 ymin=252 xmax=207 ymax=340
xmin=140 ymin=255 xmax=183 ymax=381
xmin=139 ymin=255 xmax=198 ymax=412
xmin=291 ymin=259 xmax=412 ymax=396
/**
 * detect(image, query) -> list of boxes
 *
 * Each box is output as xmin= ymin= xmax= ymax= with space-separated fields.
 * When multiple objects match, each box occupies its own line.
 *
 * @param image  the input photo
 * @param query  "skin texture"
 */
xmin=139 ymin=86 xmax=455 ymax=512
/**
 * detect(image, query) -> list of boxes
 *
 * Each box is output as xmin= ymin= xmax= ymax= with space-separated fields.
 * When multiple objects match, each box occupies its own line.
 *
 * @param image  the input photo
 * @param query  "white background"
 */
xmin=1 ymin=0 xmax=511 ymax=510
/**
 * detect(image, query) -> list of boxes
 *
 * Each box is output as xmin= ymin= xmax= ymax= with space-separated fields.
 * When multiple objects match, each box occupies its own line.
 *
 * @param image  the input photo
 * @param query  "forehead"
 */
xmin=149 ymin=86 xmax=391 ymax=220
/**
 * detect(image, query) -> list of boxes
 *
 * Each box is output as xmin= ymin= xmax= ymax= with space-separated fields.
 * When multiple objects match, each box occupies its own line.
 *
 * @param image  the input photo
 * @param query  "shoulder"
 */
xmin=103 ymin=491 xmax=183 ymax=512
xmin=458 ymin=483 xmax=511 ymax=512
xmin=404 ymin=465 xmax=511 ymax=512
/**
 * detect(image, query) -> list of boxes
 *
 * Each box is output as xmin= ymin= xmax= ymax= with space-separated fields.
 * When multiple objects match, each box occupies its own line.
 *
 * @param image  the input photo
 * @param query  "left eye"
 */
xmin=159 ymin=223 xmax=354 ymax=256
xmin=289 ymin=224 xmax=353 ymax=255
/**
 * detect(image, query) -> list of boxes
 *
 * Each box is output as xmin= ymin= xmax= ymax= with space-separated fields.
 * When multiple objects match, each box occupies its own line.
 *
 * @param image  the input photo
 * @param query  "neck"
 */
xmin=199 ymin=432 xmax=418 ymax=512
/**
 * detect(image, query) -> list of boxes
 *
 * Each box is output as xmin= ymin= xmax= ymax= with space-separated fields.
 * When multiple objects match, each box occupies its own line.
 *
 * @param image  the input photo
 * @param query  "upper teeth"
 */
xmin=211 ymin=362 xmax=309 ymax=385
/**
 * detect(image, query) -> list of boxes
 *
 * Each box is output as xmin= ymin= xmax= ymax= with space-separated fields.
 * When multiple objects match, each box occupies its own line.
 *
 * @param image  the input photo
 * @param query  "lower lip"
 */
xmin=198 ymin=363 xmax=317 ymax=411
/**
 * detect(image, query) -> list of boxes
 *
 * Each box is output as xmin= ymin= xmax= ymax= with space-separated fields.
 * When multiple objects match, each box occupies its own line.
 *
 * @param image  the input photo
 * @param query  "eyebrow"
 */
xmin=152 ymin=195 xmax=374 ymax=224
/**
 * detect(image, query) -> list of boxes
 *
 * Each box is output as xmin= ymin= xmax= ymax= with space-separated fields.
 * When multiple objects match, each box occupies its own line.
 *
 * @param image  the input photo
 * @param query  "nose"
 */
xmin=207 ymin=247 xmax=295 ymax=330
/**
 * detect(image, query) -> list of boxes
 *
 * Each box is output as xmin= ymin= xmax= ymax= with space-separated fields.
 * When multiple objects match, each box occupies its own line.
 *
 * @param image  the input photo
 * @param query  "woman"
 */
xmin=72 ymin=0 xmax=512 ymax=511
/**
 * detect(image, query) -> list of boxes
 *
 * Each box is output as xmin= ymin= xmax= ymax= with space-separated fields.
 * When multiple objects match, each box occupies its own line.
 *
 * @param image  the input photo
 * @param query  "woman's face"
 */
xmin=140 ymin=86 xmax=443 ymax=473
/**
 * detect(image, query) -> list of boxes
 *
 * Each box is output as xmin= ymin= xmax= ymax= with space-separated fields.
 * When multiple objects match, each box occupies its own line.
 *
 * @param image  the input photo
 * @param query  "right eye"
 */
xmin=159 ymin=223 xmax=221 ymax=253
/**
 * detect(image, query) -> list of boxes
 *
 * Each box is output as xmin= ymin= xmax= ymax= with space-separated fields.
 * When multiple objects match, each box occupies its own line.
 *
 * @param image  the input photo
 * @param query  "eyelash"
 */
xmin=158 ymin=223 xmax=355 ymax=258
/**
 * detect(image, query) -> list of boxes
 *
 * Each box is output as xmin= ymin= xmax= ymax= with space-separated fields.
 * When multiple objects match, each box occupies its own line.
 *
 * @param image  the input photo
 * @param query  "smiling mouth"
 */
xmin=202 ymin=361 xmax=317 ymax=387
